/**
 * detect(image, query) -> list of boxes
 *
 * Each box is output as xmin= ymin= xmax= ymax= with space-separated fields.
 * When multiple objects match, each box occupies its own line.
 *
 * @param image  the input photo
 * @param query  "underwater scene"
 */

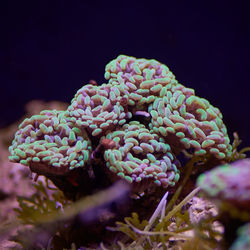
xmin=2 ymin=1 xmax=250 ymax=249
xmin=1 ymin=55 xmax=250 ymax=249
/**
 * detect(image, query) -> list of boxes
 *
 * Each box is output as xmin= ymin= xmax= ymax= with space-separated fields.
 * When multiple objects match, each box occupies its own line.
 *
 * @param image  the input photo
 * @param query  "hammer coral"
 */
xmin=9 ymin=55 xmax=232 ymax=191
xmin=66 ymin=83 xmax=131 ymax=137
xmin=106 ymin=55 xmax=231 ymax=159
xmin=102 ymin=121 xmax=180 ymax=188
xmin=230 ymin=223 xmax=250 ymax=250
xmin=9 ymin=110 xmax=91 ymax=175
xmin=197 ymin=159 xmax=250 ymax=214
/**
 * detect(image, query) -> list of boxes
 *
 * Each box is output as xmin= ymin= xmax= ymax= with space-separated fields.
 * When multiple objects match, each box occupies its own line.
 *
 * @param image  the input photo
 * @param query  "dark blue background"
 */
xmin=2 ymin=0 xmax=250 ymax=148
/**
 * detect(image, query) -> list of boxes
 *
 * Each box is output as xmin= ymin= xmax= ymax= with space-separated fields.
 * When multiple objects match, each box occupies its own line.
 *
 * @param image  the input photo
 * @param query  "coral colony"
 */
xmin=197 ymin=159 xmax=250 ymax=248
xmin=197 ymin=159 xmax=250 ymax=217
xmin=229 ymin=223 xmax=250 ymax=250
xmin=8 ymin=55 xmax=232 ymax=192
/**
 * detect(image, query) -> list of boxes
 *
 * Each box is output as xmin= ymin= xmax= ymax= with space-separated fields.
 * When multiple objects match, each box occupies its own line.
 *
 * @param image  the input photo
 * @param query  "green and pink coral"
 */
xmin=9 ymin=110 xmax=91 ymax=176
xmin=197 ymin=159 xmax=250 ymax=212
xmin=102 ymin=121 xmax=179 ymax=188
xmin=9 ymin=55 xmax=232 ymax=192
xmin=230 ymin=223 xmax=250 ymax=250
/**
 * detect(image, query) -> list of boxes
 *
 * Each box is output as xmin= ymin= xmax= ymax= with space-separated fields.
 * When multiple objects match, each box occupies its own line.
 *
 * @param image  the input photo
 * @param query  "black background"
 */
xmin=2 ymin=0 xmax=250 ymax=148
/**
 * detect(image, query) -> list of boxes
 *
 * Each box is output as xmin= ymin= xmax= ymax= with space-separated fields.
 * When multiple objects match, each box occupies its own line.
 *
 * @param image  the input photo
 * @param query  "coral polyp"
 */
xmin=66 ymin=83 xmax=131 ymax=137
xmin=9 ymin=110 xmax=91 ymax=176
xmin=230 ymin=223 xmax=250 ymax=250
xmin=197 ymin=159 xmax=250 ymax=215
xmin=105 ymin=55 xmax=232 ymax=159
xmin=197 ymin=159 xmax=250 ymax=248
xmin=9 ymin=55 xmax=232 ymax=192
xmin=102 ymin=121 xmax=180 ymax=188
